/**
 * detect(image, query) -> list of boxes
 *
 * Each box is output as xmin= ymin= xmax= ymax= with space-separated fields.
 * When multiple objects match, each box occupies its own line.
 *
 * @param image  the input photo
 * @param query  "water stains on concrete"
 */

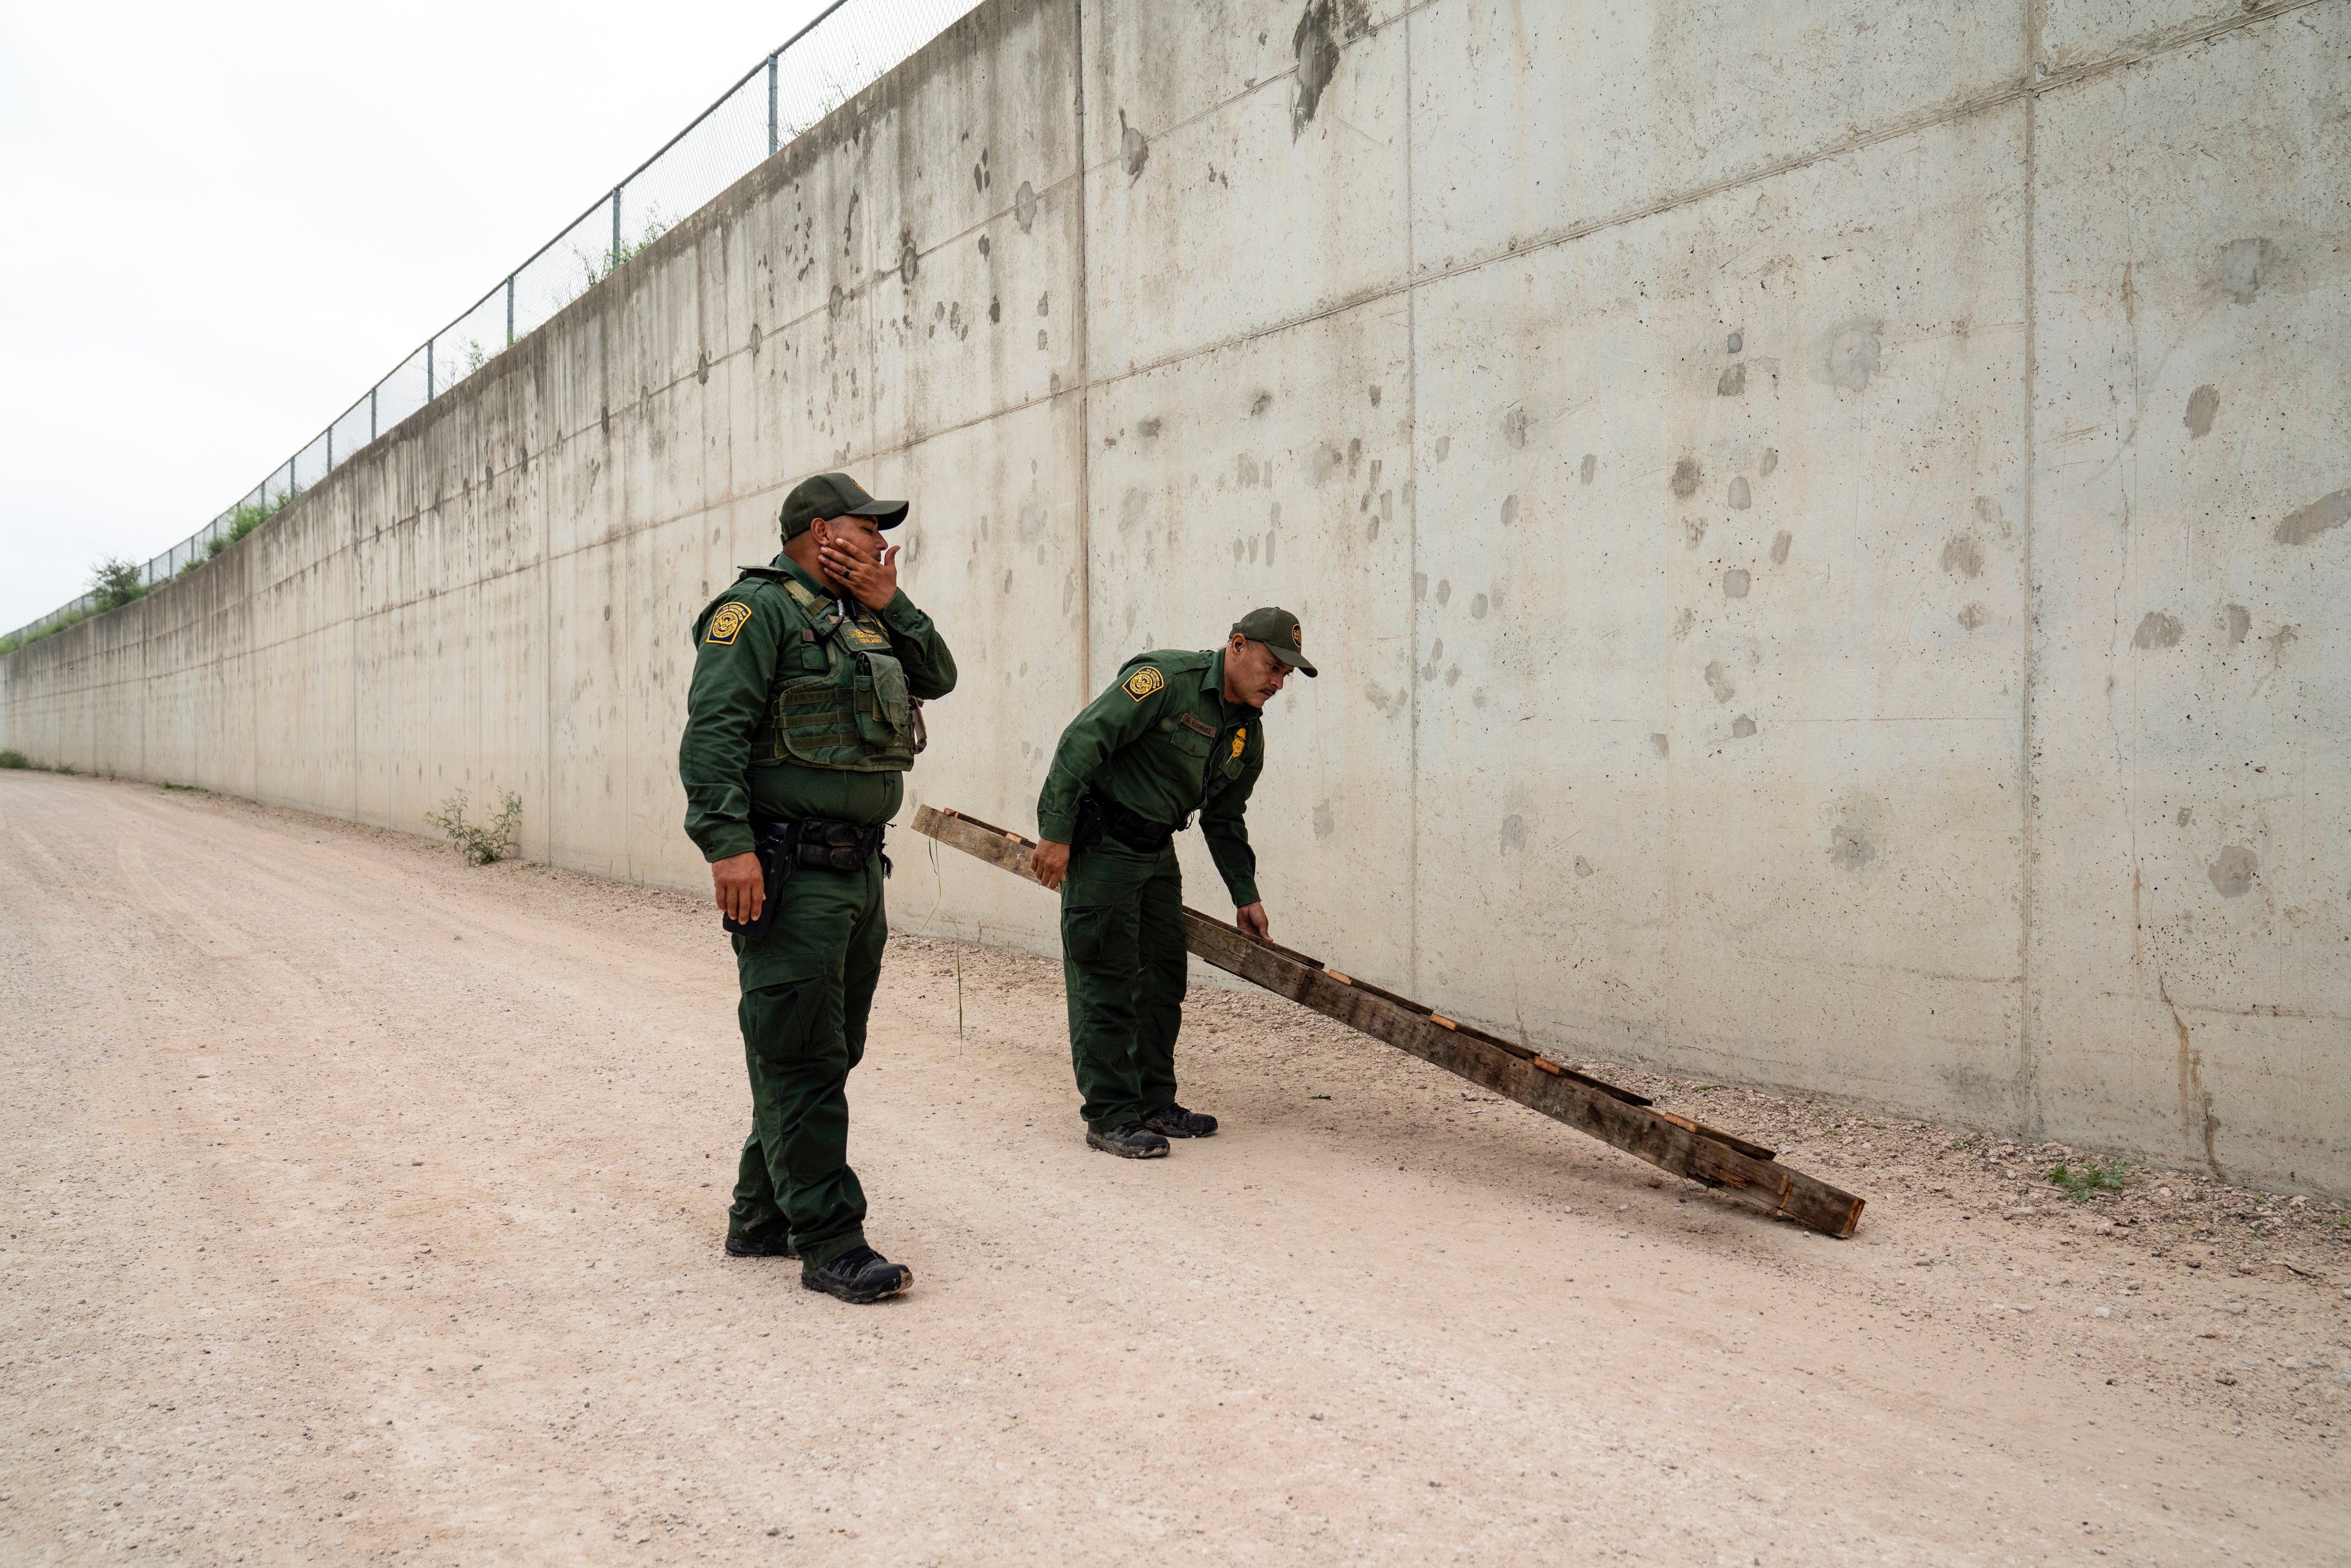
xmin=2273 ymin=489 xmax=2349 ymax=546
xmin=1957 ymin=603 xmax=1987 ymax=631
xmin=1013 ymin=180 xmax=1038 ymax=232
xmin=1291 ymin=0 xmax=1369 ymax=139
xmin=1942 ymin=535 xmax=1985 ymax=579
xmin=1649 ymin=733 xmax=1669 ymax=757
xmin=1136 ymin=418 xmax=1161 ymax=440
xmin=1313 ymin=799 xmax=1335 ymax=840
xmin=1827 ymin=807 xmax=1877 ymax=872
xmin=1827 ymin=323 xmax=1881 ymax=391
xmin=2208 ymin=845 xmax=2258 ymax=898
xmin=1498 ymin=814 xmax=1528 ymax=854
xmin=1469 ymin=593 xmax=1488 ymax=619
xmin=1249 ymin=391 xmax=1274 ymax=418
xmin=2217 ymin=237 xmax=2275 ymax=305
xmin=1703 ymin=660 xmax=1736 ymax=703
xmin=1500 ymin=494 xmax=1521 ymax=527
xmin=1731 ymin=715 xmax=1757 ymax=739
xmin=1573 ymin=855 xmax=1594 ymax=878
xmin=1770 ymin=531 xmax=1792 ymax=565
xmin=1728 ymin=476 xmax=1751 ymax=510
xmin=1118 ymin=110 xmax=1150 ymax=179
xmin=1579 ymin=454 xmax=1596 ymax=485
xmin=1724 ymin=569 xmax=1751 ymax=599
xmin=1726 ymin=331 xmax=1743 ymax=354
xmin=2184 ymin=384 xmax=2220 ymax=438
xmin=1502 ymin=406 xmax=1528 ymax=449
xmin=2224 ymin=604 xmax=2250 ymax=644
xmin=1670 ymin=456 xmax=1703 ymax=498
xmin=1759 ymin=448 xmax=1777 ymax=476
xmin=2133 ymin=611 xmax=2184 ymax=649
xmin=1717 ymin=363 xmax=1746 ymax=397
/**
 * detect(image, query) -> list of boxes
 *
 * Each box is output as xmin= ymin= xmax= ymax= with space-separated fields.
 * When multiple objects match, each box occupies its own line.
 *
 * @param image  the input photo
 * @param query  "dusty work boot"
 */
xmin=723 ymin=1227 xmax=796 ymax=1260
xmin=1143 ymin=1103 xmax=1218 ymax=1139
xmin=801 ymin=1245 xmax=912 ymax=1304
xmin=1086 ymin=1120 xmax=1171 ymax=1159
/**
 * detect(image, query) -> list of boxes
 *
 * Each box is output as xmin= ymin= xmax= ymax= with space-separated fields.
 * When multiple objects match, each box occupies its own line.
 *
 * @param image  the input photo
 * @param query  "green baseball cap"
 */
xmin=1231 ymin=606 xmax=1318 ymax=677
xmin=779 ymin=472 xmax=908 ymax=539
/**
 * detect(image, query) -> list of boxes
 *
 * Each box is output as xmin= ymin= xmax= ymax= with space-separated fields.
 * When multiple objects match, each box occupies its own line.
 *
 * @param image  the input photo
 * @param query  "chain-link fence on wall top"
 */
xmin=3 ymin=0 xmax=980 ymax=650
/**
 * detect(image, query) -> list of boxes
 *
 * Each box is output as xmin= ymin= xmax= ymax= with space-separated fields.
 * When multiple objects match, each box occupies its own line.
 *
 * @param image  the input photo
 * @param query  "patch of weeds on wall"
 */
xmin=426 ymin=789 xmax=523 ymax=866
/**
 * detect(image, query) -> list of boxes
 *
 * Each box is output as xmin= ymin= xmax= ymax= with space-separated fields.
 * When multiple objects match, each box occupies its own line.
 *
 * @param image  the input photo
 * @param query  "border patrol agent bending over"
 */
xmin=679 ymin=472 xmax=957 ymax=1304
xmin=1029 ymin=608 xmax=1316 ymax=1158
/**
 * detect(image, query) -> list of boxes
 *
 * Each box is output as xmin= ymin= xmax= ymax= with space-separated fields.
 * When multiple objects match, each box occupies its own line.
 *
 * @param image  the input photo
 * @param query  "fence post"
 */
xmin=506 ymin=275 xmax=516 ymax=347
xmin=768 ymin=53 xmax=780 ymax=155
xmin=370 ymin=386 xmax=378 ymax=442
xmin=611 ymin=187 xmax=623 ymax=267
xmin=426 ymin=339 xmax=435 ymax=402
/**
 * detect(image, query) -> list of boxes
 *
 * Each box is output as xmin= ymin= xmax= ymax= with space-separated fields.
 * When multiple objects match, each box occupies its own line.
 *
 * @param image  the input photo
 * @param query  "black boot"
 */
xmin=724 ymin=1227 xmax=796 ymax=1259
xmin=801 ymin=1245 xmax=912 ymax=1304
xmin=1143 ymin=1103 xmax=1218 ymax=1139
xmin=1086 ymin=1120 xmax=1171 ymax=1158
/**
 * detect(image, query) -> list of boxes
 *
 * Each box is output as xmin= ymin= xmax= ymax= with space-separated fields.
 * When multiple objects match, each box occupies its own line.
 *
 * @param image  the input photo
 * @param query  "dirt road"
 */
xmin=3 ymin=772 xmax=2345 ymax=1565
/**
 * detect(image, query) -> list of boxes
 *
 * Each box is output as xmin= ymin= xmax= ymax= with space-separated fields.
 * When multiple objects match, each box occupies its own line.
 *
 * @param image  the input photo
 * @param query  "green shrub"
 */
xmin=90 ymin=557 xmax=149 ymax=612
xmin=205 ymin=495 xmax=289 ymax=560
xmin=2048 ymin=1160 xmax=2130 ymax=1203
xmin=426 ymin=788 xmax=522 ymax=865
xmin=0 ymin=749 xmax=31 ymax=769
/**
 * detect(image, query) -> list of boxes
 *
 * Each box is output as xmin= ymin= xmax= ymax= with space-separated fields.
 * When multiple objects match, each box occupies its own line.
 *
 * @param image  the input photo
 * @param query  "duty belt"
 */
xmin=720 ymin=816 xmax=890 ymax=940
xmin=1073 ymin=790 xmax=1186 ymax=854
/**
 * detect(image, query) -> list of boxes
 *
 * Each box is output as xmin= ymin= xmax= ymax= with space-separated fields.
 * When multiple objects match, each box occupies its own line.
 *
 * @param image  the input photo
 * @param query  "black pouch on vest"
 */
xmin=721 ymin=819 xmax=802 ymax=939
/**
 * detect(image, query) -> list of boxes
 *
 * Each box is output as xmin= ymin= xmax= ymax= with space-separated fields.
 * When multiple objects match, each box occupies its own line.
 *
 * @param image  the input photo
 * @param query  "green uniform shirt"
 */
xmin=679 ymin=554 xmax=957 ymax=862
xmin=1037 ymin=648 xmax=1265 ymax=907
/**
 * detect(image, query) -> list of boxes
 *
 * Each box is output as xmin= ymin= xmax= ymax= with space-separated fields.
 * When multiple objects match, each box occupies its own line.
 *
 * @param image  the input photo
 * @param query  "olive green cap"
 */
xmin=1231 ymin=606 xmax=1317 ymax=677
xmin=779 ymin=472 xmax=908 ymax=539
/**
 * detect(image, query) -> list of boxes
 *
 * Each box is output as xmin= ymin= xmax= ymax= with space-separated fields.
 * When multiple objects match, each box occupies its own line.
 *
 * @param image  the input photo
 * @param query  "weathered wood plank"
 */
xmin=910 ymin=804 xmax=1865 ymax=1237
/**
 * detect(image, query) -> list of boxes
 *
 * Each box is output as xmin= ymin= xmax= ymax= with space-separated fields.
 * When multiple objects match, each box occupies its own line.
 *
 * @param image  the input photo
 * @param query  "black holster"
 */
xmin=721 ymin=816 xmax=889 ymax=938
xmin=1073 ymin=790 xmax=1185 ymax=855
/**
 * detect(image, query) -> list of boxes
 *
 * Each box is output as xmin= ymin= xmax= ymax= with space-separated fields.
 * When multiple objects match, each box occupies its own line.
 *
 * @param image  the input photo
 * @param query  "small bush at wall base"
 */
xmin=2048 ymin=1160 xmax=2130 ymax=1203
xmin=426 ymin=789 xmax=522 ymax=865
xmin=0 ymin=749 xmax=32 ymax=769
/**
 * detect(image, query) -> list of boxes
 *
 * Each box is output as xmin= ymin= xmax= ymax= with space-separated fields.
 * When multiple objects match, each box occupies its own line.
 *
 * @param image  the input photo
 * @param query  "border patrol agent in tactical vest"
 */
xmin=679 ymin=472 xmax=958 ymax=1303
xmin=1029 ymin=608 xmax=1316 ymax=1158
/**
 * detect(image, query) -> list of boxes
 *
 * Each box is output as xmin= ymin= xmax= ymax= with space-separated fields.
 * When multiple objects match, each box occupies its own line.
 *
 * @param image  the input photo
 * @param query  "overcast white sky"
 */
xmin=0 ymin=0 xmax=838 ymax=632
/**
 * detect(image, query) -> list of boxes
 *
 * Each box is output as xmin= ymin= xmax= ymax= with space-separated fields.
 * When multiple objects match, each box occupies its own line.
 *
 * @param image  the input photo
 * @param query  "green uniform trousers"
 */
xmin=725 ymin=854 xmax=887 ymax=1269
xmin=1060 ymin=839 xmax=1189 ymax=1132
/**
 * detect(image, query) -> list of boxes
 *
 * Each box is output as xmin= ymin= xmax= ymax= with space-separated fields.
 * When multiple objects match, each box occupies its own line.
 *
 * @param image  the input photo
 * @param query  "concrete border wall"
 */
xmin=7 ymin=0 xmax=2346 ymax=1195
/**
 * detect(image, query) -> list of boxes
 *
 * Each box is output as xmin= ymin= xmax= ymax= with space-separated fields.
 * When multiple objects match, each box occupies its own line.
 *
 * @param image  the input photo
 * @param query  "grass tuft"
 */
xmin=2048 ymin=1159 xmax=2130 ymax=1203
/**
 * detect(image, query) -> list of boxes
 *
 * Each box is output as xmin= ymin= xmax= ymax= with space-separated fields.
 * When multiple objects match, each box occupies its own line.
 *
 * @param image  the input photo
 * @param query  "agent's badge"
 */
xmin=705 ymin=602 xmax=753 ymax=645
xmin=1230 ymin=727 xmax=1247 ymax=759
xmin=1122 ymin=666 xmax=1166 ymax=701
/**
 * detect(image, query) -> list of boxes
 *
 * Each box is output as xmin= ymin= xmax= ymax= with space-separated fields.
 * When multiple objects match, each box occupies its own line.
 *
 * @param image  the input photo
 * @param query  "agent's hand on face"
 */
xmin=712 ymin=851 xmax=765 ymax=924
xmin=1030 ymin=839 xmax=1071 ymax=891
xmin=1236 ymin=902 xmax=1270 ymax=941
xmin=817 ymin=529 xmax=901 ymax=610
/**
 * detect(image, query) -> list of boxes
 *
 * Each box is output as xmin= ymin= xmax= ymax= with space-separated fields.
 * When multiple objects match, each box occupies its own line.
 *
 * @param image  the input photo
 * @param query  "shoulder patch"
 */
xmin=705 ymin=602 xmax=753 ymax=645
xmin=1122 ymin=666 xmax=1166 ymax=701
